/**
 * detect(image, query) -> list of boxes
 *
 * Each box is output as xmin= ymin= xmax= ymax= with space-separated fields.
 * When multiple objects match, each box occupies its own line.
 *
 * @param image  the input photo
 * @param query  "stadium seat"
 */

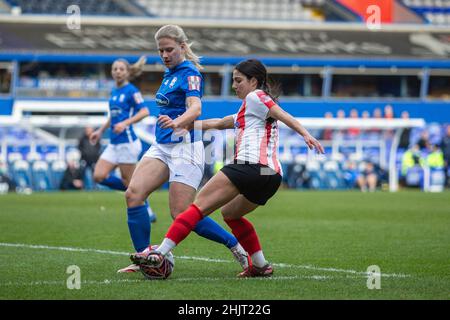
xmin=323 ymin=160 xmax=341 ymax=189
xmin=49 ymin=160 xmax=67 ymax=190
xmin=11 ymin=159 xmax=32 ymax=190
xmin=7 ymin=152 xmax=23 ymax=165
xmin=405 ymin=165 xmax=424 ymax=187
xmin=45 ymin=152 xmax=60 ymax=163
xmin=31 ymin=160 xmax=51 ymax=191
xmin=26 ymin=152 xmax=42 ymax=163
xmin=429 ymin=168 xmax=445 ymax=191
xmin=305 ymin=161 xmax=324 ymax=189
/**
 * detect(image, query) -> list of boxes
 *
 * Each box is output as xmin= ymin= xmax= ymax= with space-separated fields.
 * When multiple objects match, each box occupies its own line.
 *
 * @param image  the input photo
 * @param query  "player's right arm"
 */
xmin=90 ymin=117 xmax=110 ymax=144
xmin=195 ymin=115 xmax=235 ymax=131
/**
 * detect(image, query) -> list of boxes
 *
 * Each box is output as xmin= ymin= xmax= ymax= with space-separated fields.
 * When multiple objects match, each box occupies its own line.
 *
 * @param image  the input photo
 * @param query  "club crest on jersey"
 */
xmin=169 ymin=77 xmax=177 ymax=88
xmin=188 ymin=76 xmax=201 ymax=91
xmin=156 ymin=93 xmax=169 ymax=106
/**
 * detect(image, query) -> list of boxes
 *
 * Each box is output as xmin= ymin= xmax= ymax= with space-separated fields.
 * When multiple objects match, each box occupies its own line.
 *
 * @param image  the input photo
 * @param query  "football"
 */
xmin=139 ymin=245 xmax=175 ymax=280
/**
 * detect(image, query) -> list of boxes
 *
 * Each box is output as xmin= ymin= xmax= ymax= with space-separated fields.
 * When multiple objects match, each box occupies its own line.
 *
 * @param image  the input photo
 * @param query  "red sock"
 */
xmin=165 ymin=204 xmax=203 ymax=244
xmin=224 ymin=217 xmax=262 ymax=256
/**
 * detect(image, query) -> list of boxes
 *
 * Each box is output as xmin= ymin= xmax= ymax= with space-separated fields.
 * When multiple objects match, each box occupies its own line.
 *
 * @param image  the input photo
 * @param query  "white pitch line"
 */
xmin=0 ymin=275 xmax=336 ymax=287
xmin=0 ymin=242 xmax=409 ymax=278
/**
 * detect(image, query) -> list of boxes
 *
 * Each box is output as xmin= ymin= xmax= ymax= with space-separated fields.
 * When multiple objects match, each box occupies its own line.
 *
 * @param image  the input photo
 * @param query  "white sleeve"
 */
xmin=246 ymin=91 xmax=271 ymax=119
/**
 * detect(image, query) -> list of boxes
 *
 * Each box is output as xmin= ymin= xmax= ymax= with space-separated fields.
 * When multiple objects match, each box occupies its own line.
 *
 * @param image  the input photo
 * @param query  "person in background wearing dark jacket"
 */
xmin=60 ymin=159 xmax=84 ymax=191
xmin=78 ymin=126 xmax=101 ymax=188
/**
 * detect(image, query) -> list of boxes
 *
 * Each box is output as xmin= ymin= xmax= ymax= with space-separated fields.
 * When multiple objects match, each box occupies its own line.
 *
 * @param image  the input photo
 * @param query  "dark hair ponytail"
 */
xmin=234 ymin=59 xmax=281 ymax=102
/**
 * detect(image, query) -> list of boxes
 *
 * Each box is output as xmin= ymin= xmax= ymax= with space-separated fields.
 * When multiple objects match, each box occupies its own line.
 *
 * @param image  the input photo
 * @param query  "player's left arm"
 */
xmin=113 ymin=108 xmax=149 ymax=134
xmin=268 ymin=104 xmax=325 ymax=154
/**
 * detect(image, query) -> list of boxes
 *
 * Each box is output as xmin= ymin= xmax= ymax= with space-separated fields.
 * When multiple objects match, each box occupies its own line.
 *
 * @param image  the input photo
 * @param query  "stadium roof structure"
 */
xmin=0 ymin=16 xmax=449 ymax=66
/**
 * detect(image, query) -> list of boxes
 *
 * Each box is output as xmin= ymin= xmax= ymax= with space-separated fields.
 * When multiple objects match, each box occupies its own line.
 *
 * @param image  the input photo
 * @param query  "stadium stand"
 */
xmin=3 ymin=0 xmax=135 ymax=16
xmin=400 ymin=0 xmax=450 ymax=25
xmin=0 ymin=1 xmax=448 ymax=192
xmin=134 ymin=0 xmax=324 ymax=21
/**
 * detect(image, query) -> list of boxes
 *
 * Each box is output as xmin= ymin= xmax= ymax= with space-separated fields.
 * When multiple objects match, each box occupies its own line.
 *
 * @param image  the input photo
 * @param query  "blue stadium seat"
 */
xmin=26 ymin=152 xmax=42 ymax=164
xmin=323 ymin=160 xmax=341 ymax=189
xmin=429 ymin=168 xmax=445 ymax=188
xmin=12 ymin=159 xmax=32 ymax=190
xmin=7 ymin=152 xmax=23 ymax=165
xmin=49 ymin=160 xmax=67 ymax=190
xmin=306 ymin=161 xmax=324 ymax=189
xmin=31 ymin=160 xmax=51 ymax=191
xmin=405 ymin=165 xmax=424 ymax=187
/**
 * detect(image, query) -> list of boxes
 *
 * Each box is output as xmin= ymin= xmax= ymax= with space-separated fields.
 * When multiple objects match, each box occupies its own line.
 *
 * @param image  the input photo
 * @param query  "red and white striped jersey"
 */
xmin=233 ymin=90 xmax=282 ymax=175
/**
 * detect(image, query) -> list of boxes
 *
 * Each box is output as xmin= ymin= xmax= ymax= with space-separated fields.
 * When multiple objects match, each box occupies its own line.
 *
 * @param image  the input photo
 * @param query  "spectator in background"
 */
xmin=400 ymin=144 xmax=423 ymax=186
xmin=337 ymin=109 xmax=345 ymax=120
xmin=417 ymin=130 xmax=430 ymax=151
xmin=370 ymin=108 xmax=383 ymax=135
xmin=60 ymin=159 xmax=84 ymax=191
xmin=321 ymin=112 xmax=333 ymax=140
xmin=361 ymin=110 xmax=370 ymax=137
xmin=426 ymin=144 xmax=445 ymax=170
xmin=383 ymin=104 xmax=395 ymax=138
xmin=384 ymin=104 xmax=394 ymax=119
xmin=342 ymin=160 xmax=358 ymax=189
xmin=334 ymin=109 xmax=346 ymax=139
xmin=399 ymin=111 xmax=412 ymax=149
xmin=441 ymin=125 xmax=450 ymax=187
xmin=347 ymin=108 xmax=360 ymax=138
xmin=78 ymin=126 xmax=101 ymax=186
xmin=356 ymin=161 xmax=378 ymax=192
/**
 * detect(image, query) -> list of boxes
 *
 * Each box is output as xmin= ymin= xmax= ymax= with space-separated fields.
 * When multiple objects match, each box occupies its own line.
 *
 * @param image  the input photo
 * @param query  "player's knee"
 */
xmin=93 ymin=171 xmax=107 ymax=183
xmin=125 ymin=186 xmax=142 ymax=206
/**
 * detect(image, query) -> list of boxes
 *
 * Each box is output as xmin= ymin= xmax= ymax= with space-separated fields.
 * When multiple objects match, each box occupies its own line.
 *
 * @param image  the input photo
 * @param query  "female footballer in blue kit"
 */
xmin=89 ymin=57 xmax=157 ymax=273
xmin=121 ymin=25 xmax=249 ymax=273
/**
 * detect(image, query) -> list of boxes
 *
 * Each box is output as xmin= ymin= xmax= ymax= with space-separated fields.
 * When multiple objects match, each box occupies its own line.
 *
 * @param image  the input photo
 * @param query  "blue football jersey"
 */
xmin=154 ymin=60 xmax=203 ymax=144
xmin=109 ymin=83 xmax=145 ymax=144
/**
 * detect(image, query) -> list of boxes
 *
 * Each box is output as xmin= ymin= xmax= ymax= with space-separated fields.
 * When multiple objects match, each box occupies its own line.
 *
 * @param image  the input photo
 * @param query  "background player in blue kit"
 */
xmin=89 ymin=57 xmax=157 ymax=272
xmin=123 ymin=25 xmax=249 ymax=273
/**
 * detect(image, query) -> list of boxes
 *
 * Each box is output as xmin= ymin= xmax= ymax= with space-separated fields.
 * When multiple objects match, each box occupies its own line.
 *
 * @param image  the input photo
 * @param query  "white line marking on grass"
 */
xmin=0 ymin=275 xmax=335 ymax=287
xmin=0 ymin=242 xmax=410 ymax=278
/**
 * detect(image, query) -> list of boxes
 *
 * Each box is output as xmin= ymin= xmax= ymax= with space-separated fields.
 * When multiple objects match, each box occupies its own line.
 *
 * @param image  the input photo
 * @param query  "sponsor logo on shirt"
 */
xmin=110 ymin=106 xmax=122 ymax=118
xmin=156 ymin=93 xmax=170 ymax=106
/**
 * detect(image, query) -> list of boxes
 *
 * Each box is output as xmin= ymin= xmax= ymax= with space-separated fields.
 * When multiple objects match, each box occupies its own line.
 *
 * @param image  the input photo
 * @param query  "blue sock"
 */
xmin=193 ymin=217 xmax=238 ymax=249
xmin=99 ymin=174 xmax=126 ymax=191
xmin=127 ymin=205 xmax=151 ymax=252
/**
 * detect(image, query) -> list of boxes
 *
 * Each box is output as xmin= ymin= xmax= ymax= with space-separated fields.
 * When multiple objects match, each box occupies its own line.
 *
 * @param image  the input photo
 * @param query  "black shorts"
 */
xmin=220 ymin=163 xmax=282 ymax=205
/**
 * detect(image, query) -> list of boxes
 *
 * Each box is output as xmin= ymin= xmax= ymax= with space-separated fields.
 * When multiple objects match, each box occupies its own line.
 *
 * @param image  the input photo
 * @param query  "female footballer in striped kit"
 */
xmin=134 ymin=59 xmax=324 ymax=277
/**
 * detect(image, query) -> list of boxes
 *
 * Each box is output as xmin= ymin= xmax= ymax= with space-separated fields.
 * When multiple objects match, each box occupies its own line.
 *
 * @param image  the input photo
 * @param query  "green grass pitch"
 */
xmin=0 ymin=190 xmax=449 ymax=300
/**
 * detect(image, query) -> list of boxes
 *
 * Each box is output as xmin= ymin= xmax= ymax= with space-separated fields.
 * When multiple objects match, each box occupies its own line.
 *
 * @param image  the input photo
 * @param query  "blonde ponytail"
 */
xmin=113 ymin=56 xmax=146 ymax=81
xmin=155 ymin=25 xmax=203 ymax=70
xmin=129 ymin=56 xmax=146 ymax=80
xmin=184 ymin=43 xmax=203 ymax=70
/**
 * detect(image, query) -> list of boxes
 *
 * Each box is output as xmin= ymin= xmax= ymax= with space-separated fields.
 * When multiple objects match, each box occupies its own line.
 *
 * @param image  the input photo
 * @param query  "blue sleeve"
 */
xmin=129 ymin=86 xmax=146 ymax=111
xmin=181 ymin=70 xmax=203 ymax=98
